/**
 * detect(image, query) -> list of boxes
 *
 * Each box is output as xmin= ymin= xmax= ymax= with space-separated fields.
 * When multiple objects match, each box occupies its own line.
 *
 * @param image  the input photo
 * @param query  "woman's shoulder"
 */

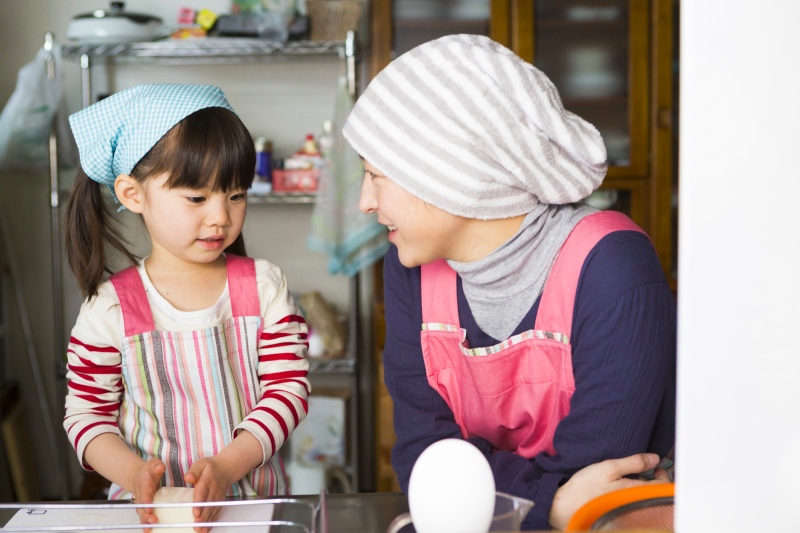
xmin=587 ymin=230 xmax=664 ymax=279
xmin=578 ymin=229 xmax=671 ymax=302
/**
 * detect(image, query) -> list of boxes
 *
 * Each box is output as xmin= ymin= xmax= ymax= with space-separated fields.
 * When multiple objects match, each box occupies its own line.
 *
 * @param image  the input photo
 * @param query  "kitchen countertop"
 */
xmin=0 ymin=492 xmax=410 ymax=533
xmin=0 ymin=492 xmax=635 ymax=532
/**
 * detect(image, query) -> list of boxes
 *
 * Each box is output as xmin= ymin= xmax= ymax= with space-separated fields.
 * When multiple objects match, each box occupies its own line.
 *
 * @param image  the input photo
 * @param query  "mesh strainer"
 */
xmin=565 ymin=483 xmax=674 ymax=531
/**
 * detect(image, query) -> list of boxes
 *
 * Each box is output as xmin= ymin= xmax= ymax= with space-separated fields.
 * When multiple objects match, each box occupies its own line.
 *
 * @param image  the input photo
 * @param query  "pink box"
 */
xmin=272 ymin=168 xmax=320 ymax=192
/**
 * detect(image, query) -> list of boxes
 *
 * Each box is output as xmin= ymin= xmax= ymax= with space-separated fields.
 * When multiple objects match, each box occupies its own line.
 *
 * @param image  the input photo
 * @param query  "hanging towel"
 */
xmin=307 ymin=76 xmax=389 ymax=276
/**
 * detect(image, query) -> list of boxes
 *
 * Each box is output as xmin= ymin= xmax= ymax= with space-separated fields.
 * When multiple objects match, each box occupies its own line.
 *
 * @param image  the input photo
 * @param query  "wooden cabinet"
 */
xmin=367 ymin=0 xmax=677 ymax=490
xmin=493 ymin=0 xmax=677 ymax=289
xmin=369 ymin=0 xmax=676 ymax=285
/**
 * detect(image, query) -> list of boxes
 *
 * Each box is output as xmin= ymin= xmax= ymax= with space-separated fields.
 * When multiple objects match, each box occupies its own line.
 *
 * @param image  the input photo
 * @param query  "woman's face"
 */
xmin=359 ymin=159 xmax=470 ymax=267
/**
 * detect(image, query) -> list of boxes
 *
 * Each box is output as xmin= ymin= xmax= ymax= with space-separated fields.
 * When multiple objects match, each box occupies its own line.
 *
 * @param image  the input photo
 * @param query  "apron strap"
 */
xmin=110 ymin=266 xmax=155 ymax=336
xmin=534 ymin=211 xmax=646 ymax=337
xmin=110 ymin=255 xmax=260 ymax=337
xmin=226 ymin=254 xmax=260 ymax=318
xmin=421 ymin=259 xmax=459 ymax=325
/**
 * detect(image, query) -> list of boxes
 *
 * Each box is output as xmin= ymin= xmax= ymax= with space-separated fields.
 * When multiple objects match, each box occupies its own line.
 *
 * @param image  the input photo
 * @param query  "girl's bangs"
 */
xmin=158 ymin=107 xmax=255 ymax=192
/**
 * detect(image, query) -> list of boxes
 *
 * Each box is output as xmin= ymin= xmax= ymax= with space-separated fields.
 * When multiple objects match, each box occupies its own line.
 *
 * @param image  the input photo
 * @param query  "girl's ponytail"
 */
xmin=65 ymin=169 xmax=137 ymax=299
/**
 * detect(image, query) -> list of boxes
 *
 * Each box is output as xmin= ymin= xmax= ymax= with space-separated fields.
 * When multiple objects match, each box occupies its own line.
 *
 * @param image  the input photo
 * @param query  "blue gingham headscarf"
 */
xmin=69 ymin=84 xmax=235 ymax=196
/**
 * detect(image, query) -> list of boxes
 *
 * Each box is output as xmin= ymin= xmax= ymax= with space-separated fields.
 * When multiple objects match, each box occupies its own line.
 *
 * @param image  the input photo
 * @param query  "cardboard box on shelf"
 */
xmin=272 ymin=168 xmax=320 ymax=192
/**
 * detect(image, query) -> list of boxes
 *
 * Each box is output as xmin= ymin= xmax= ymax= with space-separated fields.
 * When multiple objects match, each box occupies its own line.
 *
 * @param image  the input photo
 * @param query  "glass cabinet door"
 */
xmin=374 ymin=0 xmax=648 ymax=178
xmin=392 ymin=0 xmax=491 ymax=58
xmin=486 ymin=0 xmax=653 ymax=230
xmin=530 ymin=0 xmax=649 ymax=178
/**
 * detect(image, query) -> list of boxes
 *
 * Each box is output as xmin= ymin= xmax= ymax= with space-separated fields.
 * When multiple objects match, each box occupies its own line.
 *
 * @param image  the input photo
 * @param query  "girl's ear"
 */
xmin=114 ymin=174 xmax=145 ymax=213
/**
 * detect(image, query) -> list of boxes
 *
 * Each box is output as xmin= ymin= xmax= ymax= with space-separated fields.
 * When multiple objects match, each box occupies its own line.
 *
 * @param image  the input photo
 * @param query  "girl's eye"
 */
xmin=187 ymin=196 xmax=206 ymax=204
xmin=231 ymin=192 xmax=246 ymax=202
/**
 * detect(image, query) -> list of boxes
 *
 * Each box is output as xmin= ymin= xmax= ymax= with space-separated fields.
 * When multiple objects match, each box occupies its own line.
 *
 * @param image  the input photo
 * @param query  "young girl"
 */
xmin=62 ymin=84 xmax=310 ymax=530
xmin=343 ymin=35 xmax=675 ymax=530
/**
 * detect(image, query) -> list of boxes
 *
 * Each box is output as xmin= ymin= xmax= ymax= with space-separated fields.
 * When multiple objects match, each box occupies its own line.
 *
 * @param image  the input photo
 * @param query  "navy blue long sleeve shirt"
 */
xmin=382 ymin=229 xmax=676 ymax=530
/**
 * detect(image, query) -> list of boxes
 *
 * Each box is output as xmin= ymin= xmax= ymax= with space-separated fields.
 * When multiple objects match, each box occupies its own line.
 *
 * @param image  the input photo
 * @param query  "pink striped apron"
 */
xmin=108 ymin=254 xmax=285 ymax=499
xmin=420 ymin=211 xmax=645 ymax=457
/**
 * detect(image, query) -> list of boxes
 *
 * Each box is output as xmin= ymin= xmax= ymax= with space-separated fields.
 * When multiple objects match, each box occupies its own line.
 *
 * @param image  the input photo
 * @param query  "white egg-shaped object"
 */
xmin=407 ymin=439 xmax=496 ymax=533
xmin=152 ymin=486 xmax=195 ymax=533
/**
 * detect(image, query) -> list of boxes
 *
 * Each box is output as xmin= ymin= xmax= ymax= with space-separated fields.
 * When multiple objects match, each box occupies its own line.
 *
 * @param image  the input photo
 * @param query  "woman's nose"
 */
xmin=359 ymin=176 xmax=377 ymax=214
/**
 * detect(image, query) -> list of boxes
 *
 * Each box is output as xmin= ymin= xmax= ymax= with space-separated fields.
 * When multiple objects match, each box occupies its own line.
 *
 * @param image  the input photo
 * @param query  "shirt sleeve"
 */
xmin=63 ymin=284 xmax=126 ymax=470
xmin=236 ymin=259 xmax=311 ymax=465
xmin=383 ymin=231 xmax=676 ymax=530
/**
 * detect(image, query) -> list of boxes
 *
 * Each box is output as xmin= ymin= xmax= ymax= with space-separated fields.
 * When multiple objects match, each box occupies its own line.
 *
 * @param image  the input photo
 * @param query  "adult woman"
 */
xmin=343 ymin=35 xmax=675 ymax=529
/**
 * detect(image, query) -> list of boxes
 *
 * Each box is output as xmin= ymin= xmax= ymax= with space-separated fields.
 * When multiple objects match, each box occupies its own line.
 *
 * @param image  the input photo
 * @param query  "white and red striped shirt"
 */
xmin=63 ymin=258 xmax=310 ymax=479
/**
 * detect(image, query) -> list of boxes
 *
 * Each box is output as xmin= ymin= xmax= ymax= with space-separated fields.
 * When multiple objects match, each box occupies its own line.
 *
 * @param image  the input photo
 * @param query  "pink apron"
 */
xmin=108 ymin=254 xmax=286 ymax=499
xmin=420 ymin=211 xmax=645 ymax=457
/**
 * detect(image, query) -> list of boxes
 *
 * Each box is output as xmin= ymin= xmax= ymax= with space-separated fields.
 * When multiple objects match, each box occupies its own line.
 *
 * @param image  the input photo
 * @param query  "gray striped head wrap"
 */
xmin=342 ymin=34 xmax=607 ymax=220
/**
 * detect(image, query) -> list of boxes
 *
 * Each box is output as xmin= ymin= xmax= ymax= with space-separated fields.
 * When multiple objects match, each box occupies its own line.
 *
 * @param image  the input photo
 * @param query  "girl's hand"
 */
xmin=549 ymin=453 xmax=671 ymax=530
xmin=131 ymin=458 xmax=166 ymax=529
xmin=184 ymin=457 xmax=234 ymax=533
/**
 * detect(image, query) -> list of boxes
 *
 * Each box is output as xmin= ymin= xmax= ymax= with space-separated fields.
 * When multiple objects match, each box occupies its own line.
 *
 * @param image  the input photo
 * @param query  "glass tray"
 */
xmin=0 ymin=491 xmax=328 ymax=532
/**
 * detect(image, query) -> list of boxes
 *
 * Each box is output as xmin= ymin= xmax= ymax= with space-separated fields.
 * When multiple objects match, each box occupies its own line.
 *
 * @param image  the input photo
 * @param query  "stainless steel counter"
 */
xmin=0 ymin=492 xmax=409 ymax=533
xmin=295 ymin=492 xmax=409 ymax=533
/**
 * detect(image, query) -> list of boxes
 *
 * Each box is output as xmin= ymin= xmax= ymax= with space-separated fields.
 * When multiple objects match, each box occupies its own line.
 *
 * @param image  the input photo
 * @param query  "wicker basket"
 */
xmin=307 ymin=0 xmax=362 ymax=41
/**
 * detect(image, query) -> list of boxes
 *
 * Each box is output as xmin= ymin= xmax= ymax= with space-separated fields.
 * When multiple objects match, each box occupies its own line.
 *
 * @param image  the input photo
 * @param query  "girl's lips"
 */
xmin=197 ymin=237 xmax=225 ymax=250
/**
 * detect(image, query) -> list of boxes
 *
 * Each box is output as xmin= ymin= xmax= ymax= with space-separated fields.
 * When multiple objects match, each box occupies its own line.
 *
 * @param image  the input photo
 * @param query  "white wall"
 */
xmin=0 ymin=0 xmax=358 ymax=499
xmin=677 ymin=1 xmax=800 ymax=530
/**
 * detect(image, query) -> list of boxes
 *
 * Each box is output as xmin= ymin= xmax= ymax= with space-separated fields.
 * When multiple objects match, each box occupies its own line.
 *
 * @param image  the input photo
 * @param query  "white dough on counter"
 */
xmin=152 ymin=487 xmax=196 ymax=532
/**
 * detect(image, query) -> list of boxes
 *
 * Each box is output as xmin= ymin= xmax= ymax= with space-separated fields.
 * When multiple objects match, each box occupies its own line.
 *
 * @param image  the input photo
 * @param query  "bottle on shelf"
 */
xmin=319 ymin=120 xmax=334 ymax=160
xmin=252 ymin=136 xmax=273 ymax=194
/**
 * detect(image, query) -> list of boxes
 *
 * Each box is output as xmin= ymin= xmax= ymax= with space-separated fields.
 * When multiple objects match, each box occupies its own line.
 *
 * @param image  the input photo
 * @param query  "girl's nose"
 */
xmin=207 ymin=201 xmax=231 ymax=227
xmin=359 ymin=176 xmax=377 ymax=214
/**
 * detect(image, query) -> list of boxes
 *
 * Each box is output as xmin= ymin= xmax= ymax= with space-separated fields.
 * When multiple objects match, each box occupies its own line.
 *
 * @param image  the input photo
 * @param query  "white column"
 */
xmin=678 ymin=1 xmax=800 ymax=531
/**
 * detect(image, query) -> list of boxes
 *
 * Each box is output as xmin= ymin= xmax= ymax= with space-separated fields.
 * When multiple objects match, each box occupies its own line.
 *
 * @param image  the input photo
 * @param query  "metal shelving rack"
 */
xmin=61 ymin=36 xmax=358 ymax=106
xmin=55 ymin=32 xmax=367 ymax=492
xmin=248 ymin=192 xmax=318 ymax=205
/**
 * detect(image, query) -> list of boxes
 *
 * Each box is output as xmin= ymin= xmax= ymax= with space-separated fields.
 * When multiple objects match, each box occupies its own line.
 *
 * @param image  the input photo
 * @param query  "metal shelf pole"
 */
xmin=43 ymin=31 xmax=71 ymax=501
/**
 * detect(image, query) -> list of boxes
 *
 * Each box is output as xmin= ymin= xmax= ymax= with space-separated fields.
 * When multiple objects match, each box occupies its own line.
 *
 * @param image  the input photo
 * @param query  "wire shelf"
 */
xmin=61 ymin=39 xmax=348 ymax=65
xmin=308 ymin=357 xmax=356 ymax=375
xmin=248 ymin=192 xmax=318 ymax=205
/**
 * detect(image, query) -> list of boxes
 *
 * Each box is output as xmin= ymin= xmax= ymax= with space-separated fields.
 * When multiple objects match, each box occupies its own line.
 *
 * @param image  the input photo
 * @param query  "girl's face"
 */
xmin=359 ymin=159 xmax=470 ymax=267
xmin=139 ymin=172 xmax=247 ymax=267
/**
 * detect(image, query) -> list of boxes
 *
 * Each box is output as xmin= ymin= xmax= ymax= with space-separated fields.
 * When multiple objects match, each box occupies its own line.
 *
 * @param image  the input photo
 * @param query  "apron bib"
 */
xmin=420 ymin=211 xmax=645 ymax=458
xmin=108 ymin=254 xmax=286 ymax=499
